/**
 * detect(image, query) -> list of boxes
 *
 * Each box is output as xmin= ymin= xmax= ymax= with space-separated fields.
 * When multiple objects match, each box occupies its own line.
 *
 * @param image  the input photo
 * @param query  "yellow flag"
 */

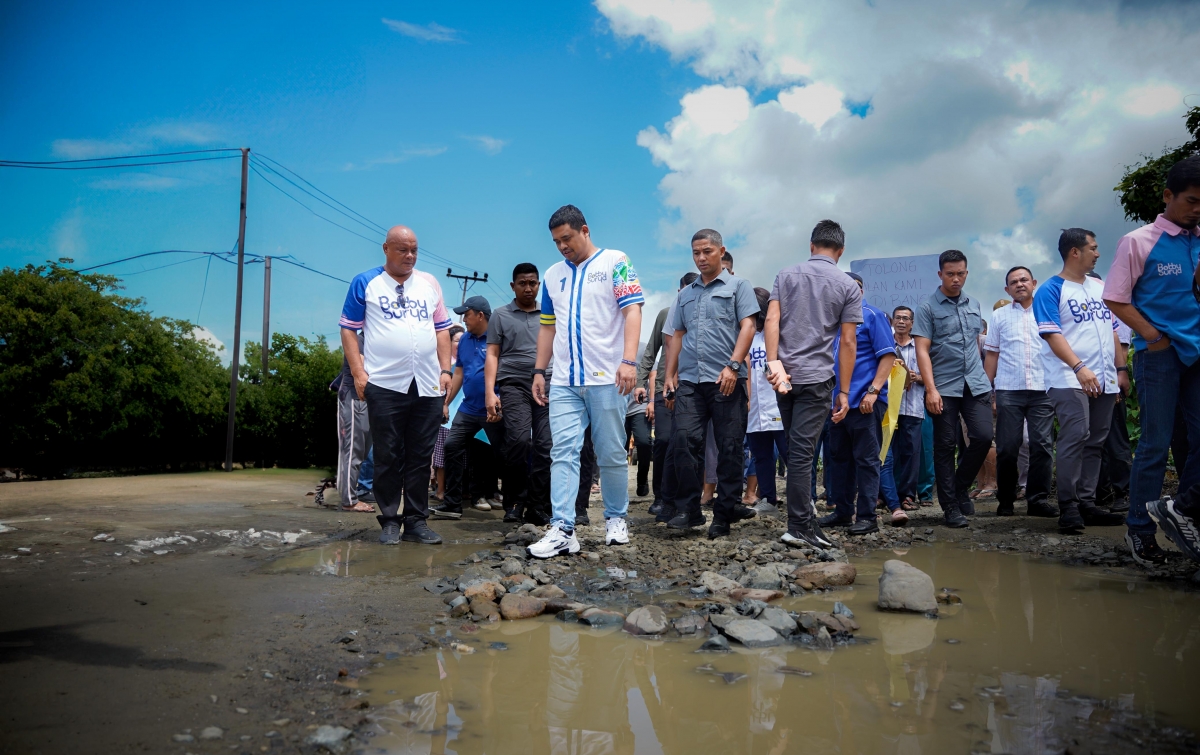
xmin=879 ymin=362 xmax=906 ymax=462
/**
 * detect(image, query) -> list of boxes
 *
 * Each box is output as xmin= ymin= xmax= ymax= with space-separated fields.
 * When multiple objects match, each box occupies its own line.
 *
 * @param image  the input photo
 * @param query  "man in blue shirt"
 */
xmin=821 ymin=273 xmax=897 ymax=535
xmin=432 ymin=296 xmax=505 ymax=519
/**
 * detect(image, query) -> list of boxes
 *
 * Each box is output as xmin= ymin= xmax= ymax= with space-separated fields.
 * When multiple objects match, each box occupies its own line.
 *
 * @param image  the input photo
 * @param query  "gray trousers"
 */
xmin=1048 ymin=388 xmax=1116 ymax=511
xmin=337 ymin=382 xmax=372 ymax=507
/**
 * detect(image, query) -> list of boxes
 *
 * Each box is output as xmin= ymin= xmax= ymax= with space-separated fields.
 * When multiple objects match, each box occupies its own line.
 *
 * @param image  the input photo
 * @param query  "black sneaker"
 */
xmin=996 ymin=503 xmax=1015 ymax=517
xmin=654 ymin=504 xmax=677 ymax=524
xmin=357 ymin=489 xmax=376 ymax=504
xmin=707 ymin=521 xmax=730 ymax=539
xmin=781 ymin=522 xmax=834 ymax=549
xmin=523 ymin=508 xmax=551 ymax=527
xmin=503 ymin=508 xmax=522 ymax=523
xmin=959 ymin=499 xmax=976 ymax=516
xmin=729 ymin=505 xmax=757 ymax=524
xmin=636 ymin=483 xmax=650 ymax=498
xmin=1108 ymin=498 xmax=1130 ymax=514
xmin=1125 ymin=530 xmax=1167 ymax=566
xmin=667 ymin=510 xmax=706 ymax=530
xmin=429 ymin=502 xmax=462 ymax=520
xmin=378 ymin=521 xmax=401 ymax=545
xmin=576 ymin=514 xmax=591 ymax=527
xmin=1027 ymin=501 xmax=1059 ymax=518
xmin=943 ymin=508 xmax=969 ymax=528
xmin=1149 ymin=497 xmax=1200 ymax=562
xmin=818 ymin=513 xmax=853 ymax=528
xmin=401 ymin=518 xmax=443 ymax=545
xmin=1080 ymin=506 xmax=1125 ymax=527
xmin=648 ymin=500 xmax=663 ymax=516
xmin=848 ymin=519 xmax=879 ymax=536
xmin=1058 ymin=505 xmax=1085 ymax=535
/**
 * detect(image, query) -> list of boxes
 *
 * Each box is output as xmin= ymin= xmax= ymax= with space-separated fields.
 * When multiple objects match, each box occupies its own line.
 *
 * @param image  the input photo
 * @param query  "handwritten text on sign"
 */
xmin=849 ymin=254 xmax=942 ymax=312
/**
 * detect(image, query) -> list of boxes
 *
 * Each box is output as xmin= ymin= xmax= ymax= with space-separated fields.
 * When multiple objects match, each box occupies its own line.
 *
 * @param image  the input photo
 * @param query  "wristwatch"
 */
xmin=440 ymin=369 xmax=453 ymax=377
xmin=532 ymin=368 xmax=546 ymax=376
xmin=866 ymin=385 xmax=879 ymax=395
xmin=726 ymin=359 xmax=741 ymax=373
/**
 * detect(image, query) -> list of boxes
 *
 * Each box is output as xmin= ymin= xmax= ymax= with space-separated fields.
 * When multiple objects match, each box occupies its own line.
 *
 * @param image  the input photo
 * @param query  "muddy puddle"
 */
xmin=353 ymin=546 xmax=1200 ymax=754
xmin=260 ymin=542 xmax=488 ymax=578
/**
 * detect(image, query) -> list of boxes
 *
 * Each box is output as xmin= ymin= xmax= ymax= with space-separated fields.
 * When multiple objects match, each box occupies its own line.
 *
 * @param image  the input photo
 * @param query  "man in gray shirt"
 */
xmin=482 ymin=263 xmax=551 ymax=526
xmin=912 ymin=249 xmax=994 ymax=528
xmin=663 ymin=229 xmax=760 ymax=538
xmin=765 ymin=219 xmax=862 ymax=549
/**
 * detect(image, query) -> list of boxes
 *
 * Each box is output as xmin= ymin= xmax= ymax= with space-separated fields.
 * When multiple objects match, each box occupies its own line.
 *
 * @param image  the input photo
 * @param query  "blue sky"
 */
xmin=3 ymin=1 xmax=1198 ymax=359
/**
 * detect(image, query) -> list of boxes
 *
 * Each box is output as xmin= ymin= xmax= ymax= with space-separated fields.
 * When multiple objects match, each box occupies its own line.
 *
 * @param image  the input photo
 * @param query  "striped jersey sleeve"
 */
xmin=339 ymin=269 xmax=375 ymax=329
xmin=1033 ymin=276 xmax=1064 ymax=335
xmin=540 ymin=281 xmax=556 ymax=326
xmin=612 ymin=253 xmax=644 ymax=309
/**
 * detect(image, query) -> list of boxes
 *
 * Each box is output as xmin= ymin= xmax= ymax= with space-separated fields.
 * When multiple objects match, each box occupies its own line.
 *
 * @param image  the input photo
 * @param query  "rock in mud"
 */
xmin=499 ymin=558 xmax=525 ymax=577
xmin=936 ymin=589 xmax=963 ymax=605
xmin=832 ymin=601 xmax=854 ymax=618
xmin=814 ymin=626 xmax=835 ymax=650
xmin=499 ymin=594 xmax=546 ymax=620
xmin=792 ymin=562 xmax=857 ymax=589
xmin=673 ymin=613 xmax=708 ymax=635
xmin=709 ymin=613 xmax=736 ymax=630
xmin=741 ymin=565 xmax=784 ymax=590
xmin=757 ymin=606 xmax=798 ymax=637
xmin=729 ymin=588 xmax=784 ymax=603
xmin=463 ymin=581 xmax=504 ymax=603
xmin=198 ymin=726 xmax=223 ymax=740
xmin=530 ymin=584 xmax=567 ymax=600
xmin=878 ymin=560 xmax=937 ymax=614
xmin=305 ymin=724 xmax=353 ymax=753
xmin=696 ymin=634 xmax=731 ymax=653
xmin=699 ymin=571 xmax=741 ymax=595
xmin=528 ymin=567 xmax=553 ymax=585
xmin=458 ymin=565 xmax=500 ymax=591
xmin=579 ymin=608 xmax=625 ymax=627
xmin=722 ymin=619 xmax=783 ymax=648
xmin=624 ymin=605 xmax=669 ymax=635
xmin=469 ymin=598 xmax=500 ymax=622
xmin=556 ymin=609 xmax=579 ymax=622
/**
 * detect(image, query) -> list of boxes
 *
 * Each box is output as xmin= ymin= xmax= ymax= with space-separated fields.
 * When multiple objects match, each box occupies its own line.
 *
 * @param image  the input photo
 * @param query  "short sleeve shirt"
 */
xmin=769 ymin=255 xmax=863 ymax=385
xmin=667 ymin=270 xmax=759 ymax=383
xmin=455 ymin=330 xmax=490 ymax=416
xmin=539 ymin=248 xmax=644 ymax=387
xmin=912 ymin=289 xmax=991 ymax=398
xmin=747 ymin=331 xmax=783 ymax=432
xmin=487 ymin=300 xmax=545 ymax=386
xmin=1032 ymin=275 xmax=1118 ymax=393
xmin=982 ymin=301 xmax=1045 ymax=391
xmin=832 ymin=302 xmax=896 ymax=408
xmin=340 ymin=267 xmax=452 ymax=397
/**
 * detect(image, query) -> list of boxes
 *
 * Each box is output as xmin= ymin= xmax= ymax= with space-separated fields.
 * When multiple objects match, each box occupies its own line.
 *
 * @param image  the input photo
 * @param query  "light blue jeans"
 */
xmin=549 ymin=384 xmax=629 ymax=528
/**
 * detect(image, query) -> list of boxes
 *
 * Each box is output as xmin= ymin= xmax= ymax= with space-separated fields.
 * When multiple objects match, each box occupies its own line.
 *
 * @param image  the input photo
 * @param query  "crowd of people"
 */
xmin=332 ymin=155 xmax=1200 ymax=569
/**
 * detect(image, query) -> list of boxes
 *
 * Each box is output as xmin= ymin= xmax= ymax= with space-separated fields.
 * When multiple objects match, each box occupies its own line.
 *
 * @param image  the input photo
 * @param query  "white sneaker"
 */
xmin=473 ymin=499 xmax=492 ymax=512
xmin=527 ymin=524 xmax=580 ymax=559
xmin=605 ymin=517 xmax=630 ymax=546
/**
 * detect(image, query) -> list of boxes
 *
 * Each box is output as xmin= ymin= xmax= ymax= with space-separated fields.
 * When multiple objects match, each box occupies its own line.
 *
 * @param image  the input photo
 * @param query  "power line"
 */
xmin=78 ymin=250 xmax=221 ymax=272
xmin=0 ymin=155 xmax=240 ymax=171
xmin=250 ymin=157 xmax=385 ymax=237
xmin=248 ymin=163 xmax=383 ymax=246
xmin=271 ymin=256 xmax=349 ymax=284
xmin=0 ymin=148 xmax=241 ymax=166
xmin=108 ymin=255 xmax=212 ymax=277
xmin=254 ymin=154 xmax=388 ymax=235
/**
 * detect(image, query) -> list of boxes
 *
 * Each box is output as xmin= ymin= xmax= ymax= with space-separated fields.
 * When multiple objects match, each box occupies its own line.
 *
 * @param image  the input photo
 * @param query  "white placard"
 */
xmin=849 ymin=254 xmax=942 ymax=314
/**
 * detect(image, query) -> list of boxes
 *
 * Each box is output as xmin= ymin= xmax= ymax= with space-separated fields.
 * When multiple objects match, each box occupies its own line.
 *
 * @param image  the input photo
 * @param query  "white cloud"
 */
xmin=601 ymin=0 xmax=1200 ymax=298
xmin=53 ymin=208 xmax=86 ymax=257
xmin=341 ymin=147 xmax=448 ymax=171
xmin=463 ymin=135 xmax=509 ymax=155
xmin=382 ymin=18 xmax=462 ymax=43
xmin=51 ymin=121 xmax=220 ymax=160
xmin=190 ymin=326 xmax=224 ymax=352
xmin=51 ymin=138 xmax=138 ymax=159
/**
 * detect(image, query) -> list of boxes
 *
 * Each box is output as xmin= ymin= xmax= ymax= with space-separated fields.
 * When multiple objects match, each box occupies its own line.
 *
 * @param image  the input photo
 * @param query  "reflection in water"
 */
xmin=260 ymin=542 xmax=482 ymax=578
xmin=357 ymin=548 xmax=1199 ymax=755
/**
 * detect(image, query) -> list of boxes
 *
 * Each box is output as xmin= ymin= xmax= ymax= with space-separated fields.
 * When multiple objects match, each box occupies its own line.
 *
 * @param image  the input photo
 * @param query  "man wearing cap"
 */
xmin=431 ymin=295 xmax=505 ymax=519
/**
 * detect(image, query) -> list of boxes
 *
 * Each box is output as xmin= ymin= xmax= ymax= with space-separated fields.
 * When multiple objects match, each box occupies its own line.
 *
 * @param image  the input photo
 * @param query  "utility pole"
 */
xmin=445 ymin=268 xmax=489 ymax=318
xmin=261 ymin=255 xmax=271 ymax=376
xmin=224 ymin=147 xmax=249 ymax=472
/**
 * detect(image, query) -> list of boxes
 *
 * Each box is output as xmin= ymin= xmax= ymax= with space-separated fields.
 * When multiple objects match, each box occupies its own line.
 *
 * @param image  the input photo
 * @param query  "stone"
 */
xmin=463 ymin=581 xmax=503 ymax=603
xmin=499 ymin=557 xmax=525 ymax=577
xmin=458 ymin=565 xmax=500 ymax=590
xmin=624 ymin=605 xmax=669 ymax=635
xmin=832 ymin=601 xmax=854 ymax=618
xmin=792 ymin=562 xmax=857 ymax=588
xmin=757 ymin=606 xmax=798 ymax=637
xmin=699 ymin=570 xmax=741 ymax=595
xmin=199 ymin=726 xmax=223 ymax=740
xmin=742 ymin=565 xmax=783 ymax=590
xmin=450 ymin=602 xmax=470 ymax=618
xmin=172 ymin=734 xmax=194 ymax=743
xmin=709 ymin=613 xmax=736 ymax=630
xmin=797 ymin=612 xmax=819 ymax=634
xmin=814 ymin=626 xmax=835 ymax=650
xmin=447 ymin=595 xmax=467 ymax=609
xmin=556 ymin=610 xmax=579 ymax=622
xmin=530 ymin=584 xmax=567 ymax=600
xmin=305 ymin=725 xmax=353 ymax=753
xmin=722 ymin=619 xmax=783 ymax=648
xmin=673 ymin=613 xmax=708 ymax=635
xmin=469 ymin=598 xmax=500 ymax=621
xmin=529 ymin=568 xmax=552 ymax=585
xmin=696 ymin=634 xmax=732 ymax=653
xmin=579 ymin=608 xmax=625 ymax=627
xmin=936 ymin=590 xmax=963 ymax=605
xmin=877 ymin=560 xmax=938 ymax=614
xmin=545 ymin=598 xmax=591 ymax=614
xmin=729 ymin=588 xmax=784 ymax=603
xmin=498 ymin=594 xmax=546 ymax=620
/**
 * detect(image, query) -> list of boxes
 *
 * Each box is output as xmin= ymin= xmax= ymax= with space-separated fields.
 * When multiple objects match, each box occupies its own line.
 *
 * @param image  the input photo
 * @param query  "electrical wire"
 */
xmin=0 ymin=148 xmax=241 ymax=166
xmin=249 ymin=163 xmax=383 ymax=246
xmin=271 ymin=256 xmax=349 ymax=284
xmin=108 ymin=254 xmax=212 ymax=277
xmin=253 ymin=154 xmax=387 ymax=235
xmin=78 ymin=250 xmax=220 ymax=272
xmin=0 ymin=155 xmax=240 ymax=171
xmin=196 ymin=254 xmax=214 ymax=322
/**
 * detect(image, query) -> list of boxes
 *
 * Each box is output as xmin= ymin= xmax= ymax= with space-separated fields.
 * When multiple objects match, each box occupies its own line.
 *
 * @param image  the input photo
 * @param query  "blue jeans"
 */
xmin=548 ymin=384 xmax=629 ymax=528
xmin=356 ymin=448 xmax=374 ymax=492
xmin=919 ymin=413 xmax=936 ymax=500
xmin=880 ymin=445 xmax=899 ymax=511
xmin=1128 ymin=346 xmax=1200 ymax=534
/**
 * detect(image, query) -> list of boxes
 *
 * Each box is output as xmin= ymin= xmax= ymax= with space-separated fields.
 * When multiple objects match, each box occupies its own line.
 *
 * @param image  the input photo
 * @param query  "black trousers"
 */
xmin=444 ymin=410 xmax=505 ymax=509
xmin=995 ymin=389 xmax=1054 ymax=508
xmin=651 ymin=396 xmax=676 ymax=505
xmin=364 ymin=380 xmax=442 ymax=528
xmin=931 ymin=387 xmax=994 ymax=513
xmin=625 ymin=413 xmax=652 ymax=491
xmin=828 ymin=403 xmax=885 ymax=522
xmin=892 ymin=415 xmax=924 ymax=502
xmin=1097 ymin=398 xmax=1131 ymax=507
xmin=498 ymin=382 xmax=552 ymax=518
xmin=673 ymin=380 xmax=748 ymax=524
xmin=777 ymin=377 xmax=836 ymax=534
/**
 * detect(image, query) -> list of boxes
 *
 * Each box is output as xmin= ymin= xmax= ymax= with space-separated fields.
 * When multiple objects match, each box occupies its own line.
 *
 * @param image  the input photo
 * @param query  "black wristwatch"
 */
xmin=725 ymin=359 xmax=741 ymax=373
xmin=440 ymin=369 xmax=453 ymax=377
xmin=532 ymin=368 xmax=546 ymax=376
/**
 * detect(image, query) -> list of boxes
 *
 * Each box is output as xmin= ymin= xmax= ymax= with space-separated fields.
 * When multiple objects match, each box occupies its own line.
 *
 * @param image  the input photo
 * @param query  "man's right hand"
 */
xmin=1076 ymin=366 xmax=1101 ymax=397
xmin=1147 ymin=332 xmax=1172 ymax=352
xmin=352 ymin=371 xmax=369 ymax=400
xmin=646 ymin=396 xmax=655 ymax=423
xmin=485 ymin=391 xmax=502 ymax=423
xmin=533 ymin=374 xmax=548 ymax=406
xmin=925 ymin=387 xmax=943 ymax=415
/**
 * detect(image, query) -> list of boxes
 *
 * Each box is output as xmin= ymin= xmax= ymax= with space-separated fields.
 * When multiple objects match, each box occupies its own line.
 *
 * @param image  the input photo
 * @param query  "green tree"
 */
xmin=1114 ymin=106 xmax=1200 ymax=224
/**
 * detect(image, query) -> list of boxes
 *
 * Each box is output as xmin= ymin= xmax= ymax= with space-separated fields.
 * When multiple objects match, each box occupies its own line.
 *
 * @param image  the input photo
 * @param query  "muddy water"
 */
xmin=261 ymin=542 xmax=485 ymax=578
xmin=354 ymin=546 xmax=1200 ymax=755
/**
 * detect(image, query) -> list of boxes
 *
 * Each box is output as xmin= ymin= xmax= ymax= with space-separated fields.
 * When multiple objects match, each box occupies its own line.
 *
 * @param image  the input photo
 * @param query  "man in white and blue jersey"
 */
xmin=1032 ymin=228 xmax=1127 ymax=535
xmin=527 ymin=205 xmax=644 ymax=558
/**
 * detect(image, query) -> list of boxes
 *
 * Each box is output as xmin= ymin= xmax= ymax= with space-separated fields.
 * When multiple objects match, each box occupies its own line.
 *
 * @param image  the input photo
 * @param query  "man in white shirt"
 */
xmin=527 ymin=205 xmax=644 ymax=558
xmin=1032 ymin=228 xmax=1128 ymax=534
xmin=890 ymin=305 xmax=924 ymax=524
xmin=983 ymin=266 xmax=1057 ymax=518
xmin=340 ymin=225 xmax=454 ymax=545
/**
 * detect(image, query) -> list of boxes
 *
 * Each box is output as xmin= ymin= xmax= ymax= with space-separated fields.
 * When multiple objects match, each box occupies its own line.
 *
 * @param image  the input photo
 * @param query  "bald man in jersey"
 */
xmin=340 ymin=225 xmax=454 ymax=545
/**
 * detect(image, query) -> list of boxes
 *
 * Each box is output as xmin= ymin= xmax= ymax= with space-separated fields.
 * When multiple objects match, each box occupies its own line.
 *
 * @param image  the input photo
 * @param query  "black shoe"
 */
xmin=503 ymin=508 xmax=522 ymax=523
xmin=378 ymin=521 xmax=401 ymax=545
xmin=523 ymin=508 xmax=551 ymax=527
xmin=401 ymin=518 xmax=443 ymax=545
xmin=1058 ymin=505 xmax=1085 ymax=534
xmin=996 ymin=503 xmax=1015 ymax=517
xmin=943 ymin=509 xmax=969 ymax=528
xmin=357 ymin=489 xmax=376 ymax=504
xmin=576 ymin=514 xmax=591 ymax=527
xmin=1027 ymin=501 xmax=1059 ymax=518
xmin=1108 ymin=498 xmax=1130 ymax=514
xmin=654 ymin=505 xmax=677 ymax=524
xmin=707 ymin=522 xmax=730 ymax=539
xmin=781 ymin=522 xmax=834 ymax=549
xmin=667 ymin=510 xmax=706 ymax=530
xmin=429 ymin=502 xmax=462 ymax=520
xmin=1125 ymin=530 xmax=1167 ymax=567
xmin=636 ymin=483 xmax=650 ymax=498
xmin=848 ymin=519 xmax=879 ymax=536
xmin=818 ymin=513 xmax=853 ymax=528
xmin=959 ymin=500 xmax=976 ymax=516
xmin=729 ymin=505 xmax=757 ymax=524
xmin=1149 ymin=497 xmax=1200 ymax=562
xmin=1080 ymin=506 xmax=1125 ymax=527
xmin=648 ymin=500 xmax=663 ymax=516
